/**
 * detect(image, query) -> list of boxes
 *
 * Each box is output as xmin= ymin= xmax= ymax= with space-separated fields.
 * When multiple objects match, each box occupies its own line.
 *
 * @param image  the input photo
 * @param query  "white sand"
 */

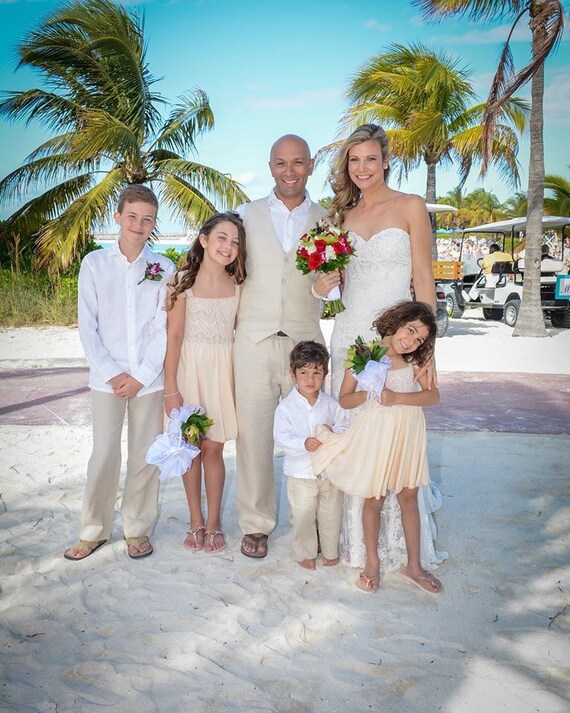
xmin=1 ymin=316 xmax=569 ymax=712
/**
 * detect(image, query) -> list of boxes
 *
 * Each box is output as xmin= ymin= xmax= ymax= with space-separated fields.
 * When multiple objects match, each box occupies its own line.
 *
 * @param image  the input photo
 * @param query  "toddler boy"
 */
xmin=273 ymin=341 xmax=346 ymax=570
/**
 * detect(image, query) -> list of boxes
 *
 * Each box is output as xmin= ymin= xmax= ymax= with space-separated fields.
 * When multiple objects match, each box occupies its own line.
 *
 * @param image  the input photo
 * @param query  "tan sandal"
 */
xmin=125 ymin=536 xmax=153 ymax=559
xmin=356 ymin=570 xmax=380 ymax=593
xmin=63 ymin=539 xmax=106 ymax=561
xmin=204 ymin=529 xmax=225 ymax=554
xmin=183 ymin=525 xmax=205 ymax=551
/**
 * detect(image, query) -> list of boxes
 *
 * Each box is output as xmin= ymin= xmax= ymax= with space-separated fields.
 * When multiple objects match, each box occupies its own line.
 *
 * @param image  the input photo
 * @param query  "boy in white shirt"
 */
xmin=64 ymin=185 xmax=175 ymax=562
xmin=273 ymin=341 xmax=346 ymax=570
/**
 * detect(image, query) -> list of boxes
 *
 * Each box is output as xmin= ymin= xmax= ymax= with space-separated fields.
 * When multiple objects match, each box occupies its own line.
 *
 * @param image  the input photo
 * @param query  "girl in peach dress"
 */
xmin=163 ymin=213 xmax=246 ymax=554
xmin=312 ymin=301 xmax=442 ymax=594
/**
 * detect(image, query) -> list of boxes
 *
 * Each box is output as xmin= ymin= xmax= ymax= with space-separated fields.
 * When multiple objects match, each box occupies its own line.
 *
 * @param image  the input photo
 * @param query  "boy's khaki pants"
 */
xmin=79 ymin=390 xmax=163 ymax=543
xmin=287 ymin=476 xmax=341 ymax=561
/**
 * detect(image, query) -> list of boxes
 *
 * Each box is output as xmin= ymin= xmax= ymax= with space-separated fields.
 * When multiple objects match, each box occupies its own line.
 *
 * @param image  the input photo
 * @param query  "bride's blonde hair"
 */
xmin=329 ymin=124 xmax=391 ymax=225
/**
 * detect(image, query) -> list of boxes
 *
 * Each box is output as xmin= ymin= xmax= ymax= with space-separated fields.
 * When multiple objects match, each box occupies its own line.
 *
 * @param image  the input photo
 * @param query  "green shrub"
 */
xmin=0 ymin=269 xmax=79 ymax=326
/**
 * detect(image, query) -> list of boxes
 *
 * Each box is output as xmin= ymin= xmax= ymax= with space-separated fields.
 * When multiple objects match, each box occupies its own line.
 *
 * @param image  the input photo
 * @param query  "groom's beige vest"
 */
xmin=236 ymin=197 xmax=325 ymax=344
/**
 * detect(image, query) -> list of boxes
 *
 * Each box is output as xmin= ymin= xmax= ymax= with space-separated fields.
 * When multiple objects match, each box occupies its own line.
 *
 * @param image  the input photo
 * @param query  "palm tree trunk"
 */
xmin=513 ymin=12 xmax=548 ymax=338
xmin=425 ymin=159 xmax=438 ymax=259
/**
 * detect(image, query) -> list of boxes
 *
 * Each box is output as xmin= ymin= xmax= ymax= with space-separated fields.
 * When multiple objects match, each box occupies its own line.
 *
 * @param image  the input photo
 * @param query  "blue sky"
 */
xmin=1 ymin=0 xmax=569 ymax=231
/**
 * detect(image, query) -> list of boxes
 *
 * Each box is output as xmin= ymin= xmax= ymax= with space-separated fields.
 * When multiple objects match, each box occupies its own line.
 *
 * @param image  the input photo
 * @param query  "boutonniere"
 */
xmin=138 ymin=261 xmax=164 ymax=285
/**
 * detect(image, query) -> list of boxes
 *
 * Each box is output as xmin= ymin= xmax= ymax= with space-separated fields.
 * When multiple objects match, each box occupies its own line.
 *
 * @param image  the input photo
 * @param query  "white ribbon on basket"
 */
xmin=355 ymin=355 xmax=392 ymax=399
xmin=146 ymin=405 xmax=203 ymax=480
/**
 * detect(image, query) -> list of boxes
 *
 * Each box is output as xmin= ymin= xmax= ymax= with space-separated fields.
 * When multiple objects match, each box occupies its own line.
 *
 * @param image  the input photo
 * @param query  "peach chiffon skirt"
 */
xmin=312 ymin=402 xmax=429 ymax=499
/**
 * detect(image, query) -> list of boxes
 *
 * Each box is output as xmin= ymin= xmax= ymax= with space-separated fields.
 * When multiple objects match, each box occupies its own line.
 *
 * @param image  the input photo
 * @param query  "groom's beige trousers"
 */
xmin=234 ymin=331 xmax=295 ymax=536
xmin=79 ymin=390 xmax=163 ymax=542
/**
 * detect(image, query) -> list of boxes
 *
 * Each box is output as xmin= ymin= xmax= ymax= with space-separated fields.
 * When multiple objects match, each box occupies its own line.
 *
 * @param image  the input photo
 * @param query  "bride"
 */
xmin=315 ymin=124 xmax=447 ymax=587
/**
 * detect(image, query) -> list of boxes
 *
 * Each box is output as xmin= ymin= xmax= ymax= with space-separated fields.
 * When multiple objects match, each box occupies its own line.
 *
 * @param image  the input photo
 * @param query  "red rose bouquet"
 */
xmin=295 ymin=219 xmax=354 ymax=315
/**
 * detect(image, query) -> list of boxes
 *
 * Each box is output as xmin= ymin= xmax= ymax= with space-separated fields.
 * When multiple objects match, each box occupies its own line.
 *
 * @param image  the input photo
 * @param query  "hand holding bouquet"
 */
xmin=296 ymin=219 xmax=354 ymax=315
xmin=344 ymin=336 xmax=391 ymax=399
xmin=146 ymin=405 xmax=214 ymax=480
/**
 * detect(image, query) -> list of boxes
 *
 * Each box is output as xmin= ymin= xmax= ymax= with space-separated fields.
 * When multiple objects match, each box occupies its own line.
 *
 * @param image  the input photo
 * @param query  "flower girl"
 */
xmin=163 ymin=212 xmax=246 ymax=553
xmin=312 ymin=301 xmax=442 ymax=594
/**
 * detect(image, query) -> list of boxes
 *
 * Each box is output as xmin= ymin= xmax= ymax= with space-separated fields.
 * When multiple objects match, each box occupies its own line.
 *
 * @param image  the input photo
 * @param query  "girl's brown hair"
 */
xmin=167 ymin=212 xmax=246 ymax=309
xmin=373 ymin=300 xmax=436 ymax=367
xmin=329 ymin=124 xmax=390 ymax=225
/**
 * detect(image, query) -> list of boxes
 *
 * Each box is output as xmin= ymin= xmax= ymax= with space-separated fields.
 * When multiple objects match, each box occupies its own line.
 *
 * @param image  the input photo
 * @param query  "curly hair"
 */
xmin=289 ymin=340 xmax=330 ymax=375
xmin=329 ymin=124 xmax=391 ymax=225
xmin=167 ymin=212 xmax=246 ymax=309
xmin=372 ymin=301 xmax=436 ymax=368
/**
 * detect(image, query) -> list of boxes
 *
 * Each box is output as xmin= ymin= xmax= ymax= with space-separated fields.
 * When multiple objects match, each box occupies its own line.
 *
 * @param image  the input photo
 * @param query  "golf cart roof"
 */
xmin=463 ymin=215 xmax=570 ymax=234
xmin=426 ymin=203 xmax=457 ymax=213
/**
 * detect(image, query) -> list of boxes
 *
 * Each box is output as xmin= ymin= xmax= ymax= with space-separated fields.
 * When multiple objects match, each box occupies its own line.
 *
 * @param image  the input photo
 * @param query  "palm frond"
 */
xmin=36 ymin=168 xmax=125 ymax=270
xmin=0 ymin=89 xmax=81 ymax=131
xmin=152 ymin=90 xmax=215 ymax=155
xmin=412 ymin=1 xmax=526 ymax=22
xmin=3 ymin=173 xmax=95 ymax=239
xmin=154 ymin=157 xmax=249 ymax=209
xmin=0 ymin=154 xmax=100 ymax=204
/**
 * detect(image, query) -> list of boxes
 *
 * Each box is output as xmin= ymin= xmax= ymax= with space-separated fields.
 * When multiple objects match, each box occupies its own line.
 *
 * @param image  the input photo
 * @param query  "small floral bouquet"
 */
xmin=146 ymin=405 xmax=214 ymax=480
xmin=138 ymin=261 xmax=165 ymax=285
xmin=345 ymin=336 xmax=391 ymax=399
xmin=296 ymin=219 xmax=354 ymax=315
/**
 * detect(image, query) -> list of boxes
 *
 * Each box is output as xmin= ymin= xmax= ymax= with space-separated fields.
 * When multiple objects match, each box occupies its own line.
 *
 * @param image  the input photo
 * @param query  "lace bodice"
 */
xmin=183 ymin=287 xmax=239 ymax=344
xmin=331 ymin=228 xmax=411 ymax=395
xmin=359 ymin=364 xmax=417 ymax=413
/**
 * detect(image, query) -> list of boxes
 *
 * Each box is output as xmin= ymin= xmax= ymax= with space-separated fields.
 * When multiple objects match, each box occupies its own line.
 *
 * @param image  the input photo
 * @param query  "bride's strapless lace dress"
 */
xmin=330 ymin=228 xmax=448 ymax=572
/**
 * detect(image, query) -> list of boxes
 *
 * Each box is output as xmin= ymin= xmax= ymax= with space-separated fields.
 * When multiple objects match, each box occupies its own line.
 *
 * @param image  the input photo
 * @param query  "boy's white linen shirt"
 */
xmin=273 ymin=387 xmax=347 ymax=479
xmin=236 ymin=190 xmax=313 ymax=252
xmin=78 ymin=240 xmax=175 ymax=396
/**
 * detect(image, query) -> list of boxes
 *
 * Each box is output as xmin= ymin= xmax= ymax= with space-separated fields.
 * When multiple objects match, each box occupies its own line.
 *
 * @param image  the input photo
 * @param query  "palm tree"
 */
xmin=503 ymin=191 xmax=528 ymax=217
xmin=0 ymin=0 xmax=248 ymax=271
xmin=414 ymin=1 xmax=565 ymax=336
xmin=319 ymin=43 xmax=528 ymax=257
xmin=544 ymin=175 xmax=570 ymax=216
xmin=463 ymin=188 xmax=506 ymax=225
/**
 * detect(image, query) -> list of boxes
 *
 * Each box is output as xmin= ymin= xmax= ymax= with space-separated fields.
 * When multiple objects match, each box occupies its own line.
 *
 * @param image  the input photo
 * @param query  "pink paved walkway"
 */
xmin=0 ymin=368 xmax=568 ymax=434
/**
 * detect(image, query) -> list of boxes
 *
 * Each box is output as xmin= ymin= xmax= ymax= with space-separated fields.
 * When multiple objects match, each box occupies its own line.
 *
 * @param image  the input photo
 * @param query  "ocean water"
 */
xmin=97 ymin=241 xmax=190 ymax=254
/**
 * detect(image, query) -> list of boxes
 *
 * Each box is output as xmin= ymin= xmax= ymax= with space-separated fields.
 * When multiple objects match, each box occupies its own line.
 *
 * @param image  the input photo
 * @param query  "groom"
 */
xmin=234 ymin=134 xmax=336 ymax=558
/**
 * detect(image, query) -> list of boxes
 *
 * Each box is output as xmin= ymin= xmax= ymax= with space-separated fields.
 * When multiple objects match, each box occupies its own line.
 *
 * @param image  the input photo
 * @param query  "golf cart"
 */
xmin=436 ymin=216 xmax=570 ymax=327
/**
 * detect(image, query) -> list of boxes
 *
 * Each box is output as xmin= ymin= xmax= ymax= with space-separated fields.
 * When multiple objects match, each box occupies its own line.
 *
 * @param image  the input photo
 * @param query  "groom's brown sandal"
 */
xmin=240 ymin=533 xmax=268 ymax=559
xmin=125 ymin=536 xmax=154 ymax=559
xmin=63 ymin=539 xmax=107 ymax=561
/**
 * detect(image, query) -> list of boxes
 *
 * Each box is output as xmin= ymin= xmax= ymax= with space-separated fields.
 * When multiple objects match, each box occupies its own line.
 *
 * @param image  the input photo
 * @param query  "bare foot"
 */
xmin=183 ymin=525 xmax=205 ymax=551
xmin=399 ymin=565 xmax=442 ymax=594
xmin=322 ymin=557 xmax=339 ymax=566
xmin=298 ymin=558 xmax=316 ymax=570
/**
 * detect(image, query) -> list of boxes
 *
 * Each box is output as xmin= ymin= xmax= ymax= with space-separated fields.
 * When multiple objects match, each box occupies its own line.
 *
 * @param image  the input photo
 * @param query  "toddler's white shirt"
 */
xmin=273 ymin=387 xmax=346 ymax=479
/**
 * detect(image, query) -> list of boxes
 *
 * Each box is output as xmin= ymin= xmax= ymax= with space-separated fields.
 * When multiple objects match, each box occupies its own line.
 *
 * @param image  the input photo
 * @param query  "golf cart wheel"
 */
xmin=446 ymin=292 xmax=464 ymax=318
xmin=503 ymin=300 xmax=520 ymax=327
xmin=436 ymin=308 xmax=449 ymax=337
xmin=550 ymin=310 xmax=570 ymax=328
xmin=483 ymin=307 xmax=503 ymax=321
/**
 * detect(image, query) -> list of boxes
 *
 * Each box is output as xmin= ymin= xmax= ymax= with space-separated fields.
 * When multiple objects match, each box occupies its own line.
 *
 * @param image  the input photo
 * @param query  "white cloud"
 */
xmin=364 ymin=19 xmax=390 ymax=32
xmin=246 ymin=88 xmax=342 ymax=110
xmin=543 ymin=68 xmax=570 ymax=128
xmin=431 ymin=23 xmax=532 ymax=45
xmin=235 ymin=172 xmax=255 ymax=185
